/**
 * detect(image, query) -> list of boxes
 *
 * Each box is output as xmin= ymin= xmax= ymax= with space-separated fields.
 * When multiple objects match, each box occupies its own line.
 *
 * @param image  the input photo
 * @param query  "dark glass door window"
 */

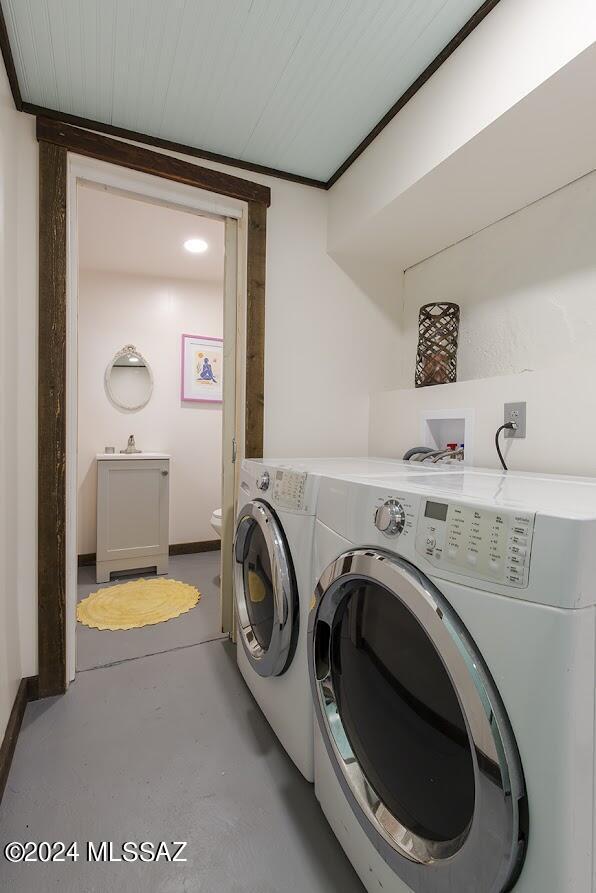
xmin=242 ymin=521 xmax=275 ymax=650
xmin=332 ymin=580 xmax=475 ymax=843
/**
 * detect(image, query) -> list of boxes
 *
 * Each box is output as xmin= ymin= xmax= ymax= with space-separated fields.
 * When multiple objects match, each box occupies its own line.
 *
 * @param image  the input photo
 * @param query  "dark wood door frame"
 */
xmin=37 ymin=117 xmax=267 ymax=698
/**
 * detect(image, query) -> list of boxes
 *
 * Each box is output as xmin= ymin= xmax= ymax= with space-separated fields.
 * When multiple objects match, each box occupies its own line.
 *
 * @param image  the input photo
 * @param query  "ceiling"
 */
xmin=3 ymin=0 xmax=494 ymax=183
xmin=78 ymin=184 xmax=225 ymax=282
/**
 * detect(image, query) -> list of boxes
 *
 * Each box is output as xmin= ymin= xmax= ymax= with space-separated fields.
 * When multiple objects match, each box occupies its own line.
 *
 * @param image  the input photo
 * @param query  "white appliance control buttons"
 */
xmin=272 ymin=469 xmax=308 ymax=511
xmin=257 ymin=471 xmax=270 ymax=491
xmin=416 ymin=500 xmax=535 ymax=588
xmin=374 ymin=499 xmax=406 ymax=537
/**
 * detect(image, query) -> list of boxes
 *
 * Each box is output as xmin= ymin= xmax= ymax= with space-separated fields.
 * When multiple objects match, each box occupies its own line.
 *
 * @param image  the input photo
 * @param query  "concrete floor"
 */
xmin=76 ymin=552 xmax=225 ymax=671
xmin=1 ymin=556 xmax=364 ymax=892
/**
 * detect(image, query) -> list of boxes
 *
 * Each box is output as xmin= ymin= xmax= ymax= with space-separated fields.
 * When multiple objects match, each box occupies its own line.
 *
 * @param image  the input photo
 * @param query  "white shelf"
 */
xmin=331 ymin=43 xmax=596 ymax=273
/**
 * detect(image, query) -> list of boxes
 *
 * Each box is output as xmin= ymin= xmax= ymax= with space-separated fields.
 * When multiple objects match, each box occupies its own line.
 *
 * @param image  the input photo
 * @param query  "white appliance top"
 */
xmin=334 ymin=467 xmax=596 ymax=520
xmin=240 ymin=457 xmax=448 ymax=517
xmin=249 ymin=457 xmax=454 ymax=476
xmin=96 ymin=452 xmax=170 ymax=460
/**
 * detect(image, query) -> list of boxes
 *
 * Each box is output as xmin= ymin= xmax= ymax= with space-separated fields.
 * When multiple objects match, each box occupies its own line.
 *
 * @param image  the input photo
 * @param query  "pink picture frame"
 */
xmin=181 ymin=333 xmax=224 ymax=403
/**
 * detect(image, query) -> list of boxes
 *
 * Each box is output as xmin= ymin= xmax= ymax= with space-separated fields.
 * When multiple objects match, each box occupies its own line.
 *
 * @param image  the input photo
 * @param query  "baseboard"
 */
xmin=169 ymin=540 xmax=221 ymax=556
xmin=0 ymin=675 xmax=39 ymax=806
xmin=25 ymin=676 xmax=40 ymax=702
xmin=78 ymin=540 xmax=221 ymax=566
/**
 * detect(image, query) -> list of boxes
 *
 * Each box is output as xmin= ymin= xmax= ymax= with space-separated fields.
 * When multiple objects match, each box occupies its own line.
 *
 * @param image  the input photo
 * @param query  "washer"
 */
xmin=233 ymin=457 xmax=452 ymax=782
xmin=309 ymin=467 xmax=596 ymax=892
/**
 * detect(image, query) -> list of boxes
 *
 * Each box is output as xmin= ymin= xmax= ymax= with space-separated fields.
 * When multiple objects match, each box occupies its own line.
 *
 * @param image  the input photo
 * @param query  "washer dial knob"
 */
xmin=374 ymin=499 xmax=405 ymax=536
xmin=257 ymin=471 xmax=270 ymax=492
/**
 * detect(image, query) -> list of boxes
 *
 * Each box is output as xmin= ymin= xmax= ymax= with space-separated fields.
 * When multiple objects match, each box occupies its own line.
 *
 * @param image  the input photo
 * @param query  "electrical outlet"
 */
xmin=504 ymin=402 xmax=526 ymax=438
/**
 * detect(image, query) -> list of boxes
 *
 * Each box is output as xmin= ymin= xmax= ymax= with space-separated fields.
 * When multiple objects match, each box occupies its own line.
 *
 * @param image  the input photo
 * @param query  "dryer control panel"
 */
xmin=272 ymin=469 xmax=308 ymax=511
xmin=415 ymin=499 xmax=535 ymax=588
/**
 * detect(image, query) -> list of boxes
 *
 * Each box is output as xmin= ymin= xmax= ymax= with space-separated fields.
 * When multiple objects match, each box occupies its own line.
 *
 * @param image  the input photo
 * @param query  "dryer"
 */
xmin=234 ymin=459 xmax=318 ymax=781
xmin=233 ymin=457 xmax=451 ymax=782
xmin=309 ymin=468 xmax=596 ymax=892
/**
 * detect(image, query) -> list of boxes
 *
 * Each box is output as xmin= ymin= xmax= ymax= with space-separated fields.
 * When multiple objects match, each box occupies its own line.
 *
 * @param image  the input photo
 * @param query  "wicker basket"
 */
xmin=415 ymin=302 xmax=460 ymax=388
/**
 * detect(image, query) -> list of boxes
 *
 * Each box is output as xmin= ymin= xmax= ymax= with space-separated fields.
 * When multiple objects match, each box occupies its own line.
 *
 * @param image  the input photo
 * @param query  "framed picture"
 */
xmin=181 ymin=334 xmax=223 ymax=403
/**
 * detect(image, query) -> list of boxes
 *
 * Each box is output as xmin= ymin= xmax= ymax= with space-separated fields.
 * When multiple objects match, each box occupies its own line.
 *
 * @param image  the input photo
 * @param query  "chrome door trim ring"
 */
xmin=308 ymin=548 xmax=527 ymax=893
xmin=234 ymin=500 xmax=297 ymax=678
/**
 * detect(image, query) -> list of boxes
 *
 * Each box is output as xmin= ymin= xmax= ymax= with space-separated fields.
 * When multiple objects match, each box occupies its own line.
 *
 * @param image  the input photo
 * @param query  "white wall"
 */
xmin=263 ymin=179 xmax=401 ymax=457
xmin=401 ymin=169 xmax=596 ymax=385
xmin=0 ymin=67 xmax=38 ymax=740
xmin=369 ymin=358 xmax=596 ymax=477
xmin=369 ymin=169 xmax=596 ymax=475
xmin=77 ymin=270 xmax=223 ymax=553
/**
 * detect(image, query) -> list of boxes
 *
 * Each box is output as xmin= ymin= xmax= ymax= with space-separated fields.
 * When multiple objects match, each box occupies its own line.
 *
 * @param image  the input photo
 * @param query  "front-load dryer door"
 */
xmin=309 ymin=549 xmax=528 ymax=893
xmin=234 ymin=500 xmax=298 ymax=678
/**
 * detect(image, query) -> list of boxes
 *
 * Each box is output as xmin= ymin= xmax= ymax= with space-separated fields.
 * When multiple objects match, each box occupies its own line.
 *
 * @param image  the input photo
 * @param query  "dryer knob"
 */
xmin=257 ymin=471 xmax=270 ymax=492
xmin=374 ymin=499 xmax=405 ymax=536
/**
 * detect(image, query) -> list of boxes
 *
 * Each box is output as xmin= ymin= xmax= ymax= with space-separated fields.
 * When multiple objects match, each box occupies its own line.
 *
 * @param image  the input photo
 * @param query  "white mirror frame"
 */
xmin=105 ymin=344 xmax=154 ymax=411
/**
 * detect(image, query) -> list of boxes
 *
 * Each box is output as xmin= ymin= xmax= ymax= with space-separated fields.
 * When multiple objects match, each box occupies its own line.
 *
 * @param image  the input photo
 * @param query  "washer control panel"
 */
xmin=272 ymin=469 xmax=308 ymax=511
xmin=415 ymin=499 xmax=535 ymax=588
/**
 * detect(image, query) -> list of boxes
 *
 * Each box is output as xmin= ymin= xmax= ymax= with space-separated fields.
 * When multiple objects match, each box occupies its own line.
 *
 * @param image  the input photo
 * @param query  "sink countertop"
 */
xmin=96 ymin=452 xmax=171 ymax=460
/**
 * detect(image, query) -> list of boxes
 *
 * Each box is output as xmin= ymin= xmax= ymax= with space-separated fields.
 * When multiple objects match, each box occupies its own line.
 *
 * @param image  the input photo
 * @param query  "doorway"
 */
xmin=74 ymin=183 xmax=229 ymax=673
xmin=37 ymin=119 xmax=269 ymax=697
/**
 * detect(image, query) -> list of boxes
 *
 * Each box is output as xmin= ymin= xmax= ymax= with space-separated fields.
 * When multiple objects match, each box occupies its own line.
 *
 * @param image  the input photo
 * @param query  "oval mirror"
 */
xmin=105 ymin=345 xmax=153 ymax=411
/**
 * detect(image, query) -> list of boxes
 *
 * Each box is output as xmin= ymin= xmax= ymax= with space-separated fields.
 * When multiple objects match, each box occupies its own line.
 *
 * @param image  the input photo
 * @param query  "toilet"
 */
xmin=210 ymin=508 xmax=222 ymax=538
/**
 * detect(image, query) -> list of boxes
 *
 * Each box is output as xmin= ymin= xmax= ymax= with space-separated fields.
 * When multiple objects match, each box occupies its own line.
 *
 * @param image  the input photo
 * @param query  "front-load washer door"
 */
xmin=234 ymin=500 xmax=298 ymax=678
xmin=309 ymin=549 xmax=528 ymax=893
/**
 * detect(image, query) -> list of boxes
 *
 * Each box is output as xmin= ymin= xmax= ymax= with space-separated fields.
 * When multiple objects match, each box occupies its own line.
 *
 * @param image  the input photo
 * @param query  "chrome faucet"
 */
xmin=121 ymin=434 xmax=141 ymax=454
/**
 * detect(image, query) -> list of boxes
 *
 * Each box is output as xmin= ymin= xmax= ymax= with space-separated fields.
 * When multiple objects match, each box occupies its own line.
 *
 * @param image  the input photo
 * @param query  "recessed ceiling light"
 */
xmin=129 ymin=356 xmax=139 ymax=363
xmin=184 ymin=238 xmax=208 ymax=254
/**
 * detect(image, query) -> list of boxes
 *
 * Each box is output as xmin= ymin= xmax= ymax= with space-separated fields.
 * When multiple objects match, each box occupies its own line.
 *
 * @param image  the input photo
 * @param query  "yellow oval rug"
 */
xmin=77 ymin=578 xmax=201 ymax=631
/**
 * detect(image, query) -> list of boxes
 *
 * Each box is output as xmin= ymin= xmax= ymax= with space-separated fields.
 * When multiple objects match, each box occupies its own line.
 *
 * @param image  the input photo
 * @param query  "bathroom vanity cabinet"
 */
xmin=96 ymin=453 xmax=170 ymax=583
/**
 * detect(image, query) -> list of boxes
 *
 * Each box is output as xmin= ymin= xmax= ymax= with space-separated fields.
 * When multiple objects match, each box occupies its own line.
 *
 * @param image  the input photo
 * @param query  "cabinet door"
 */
xmin=97 ymin=460 xmax=169 ymax=563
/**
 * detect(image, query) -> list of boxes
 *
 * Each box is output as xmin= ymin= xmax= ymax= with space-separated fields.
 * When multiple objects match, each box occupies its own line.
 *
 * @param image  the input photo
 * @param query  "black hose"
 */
xmin=495 ymin=423 xmax=516 ymax=471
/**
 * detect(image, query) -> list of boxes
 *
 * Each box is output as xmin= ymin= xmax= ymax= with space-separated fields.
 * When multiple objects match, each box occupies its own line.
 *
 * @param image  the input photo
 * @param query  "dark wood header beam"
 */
xmin=28 ymin=103 xmax=326 ymax=190
xmin=36 ymin=116 xmax=272 ymax=207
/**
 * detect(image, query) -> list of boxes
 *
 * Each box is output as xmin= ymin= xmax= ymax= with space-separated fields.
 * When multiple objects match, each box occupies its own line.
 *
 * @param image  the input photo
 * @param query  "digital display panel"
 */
xmin=425 ymin=501 xmax=448 ymax=522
